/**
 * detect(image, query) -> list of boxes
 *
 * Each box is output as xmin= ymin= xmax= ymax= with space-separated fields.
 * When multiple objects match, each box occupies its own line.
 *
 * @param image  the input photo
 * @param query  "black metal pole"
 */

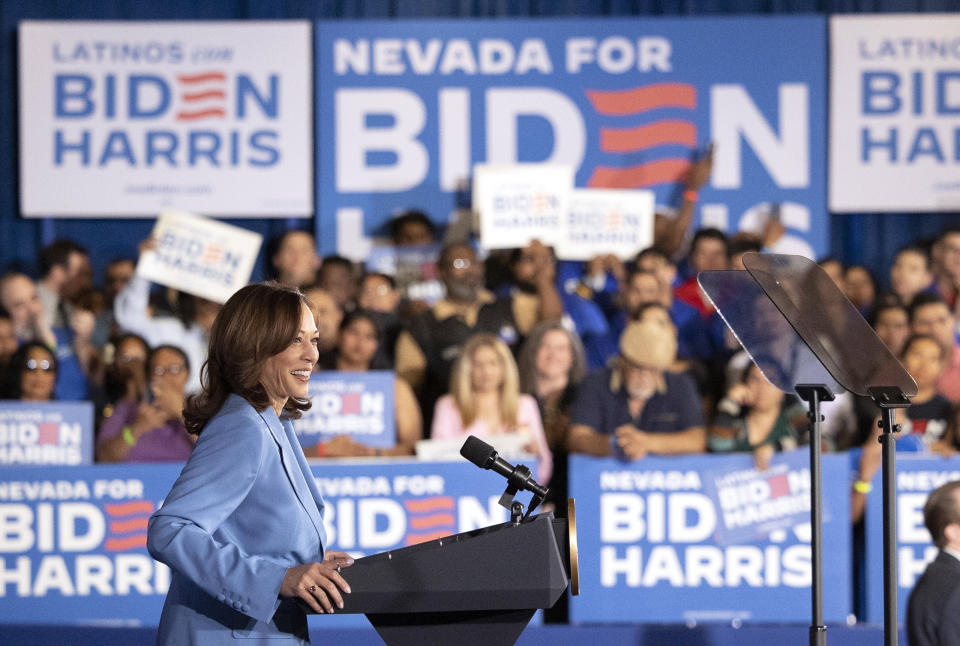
xmin=880 ymin=408 xmax=899 ymax=646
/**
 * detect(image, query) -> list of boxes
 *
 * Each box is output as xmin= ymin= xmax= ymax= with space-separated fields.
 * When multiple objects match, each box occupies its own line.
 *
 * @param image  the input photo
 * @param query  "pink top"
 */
xmin=430 ymin=394 xmax=552 ymax=483
xmin=938 ymin=345 xmax=960 ymax=403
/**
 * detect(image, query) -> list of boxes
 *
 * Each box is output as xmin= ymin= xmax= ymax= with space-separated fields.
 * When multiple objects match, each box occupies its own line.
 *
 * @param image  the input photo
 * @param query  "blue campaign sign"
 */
xmin=294 ymin=371 xmax=396 ymax=449
xmin=568 ymin=453 xmax=850 ymax=624
xmin=863 ymin=454 xmax=960 ymax=625
xmin=316 ymin=16 xmax=827 ymax=259
xmin=0 ymin=459 xmax=527 ymax=627
xmin=0 ymin=401 xmax=94 ymax=465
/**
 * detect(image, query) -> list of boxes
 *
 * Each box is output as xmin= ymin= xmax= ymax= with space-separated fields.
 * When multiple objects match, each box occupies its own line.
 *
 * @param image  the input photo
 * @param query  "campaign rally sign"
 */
xmin=473 ymin=164 xmax=572 ymax=250
xmin=135 ymin=209 xmax=262 ymax=303
xmin=18 ymin=21 xmax=312 ymax=217
xmin=702 ymin=449 xmax=819 ymax=545
xmin=294 ymin=372 xmax=396 ymax=449
xmin=863 ymin=454 xmax=960 ymax=624
xmin=0 ymin=460 xmax=528 ymax=627
xmin=830 ymin=15 xmax=960 ymax=212
xmin=569 ymin=453 xmax=851 ymax=623
xmin=558 ymin=188 xmax=655 ymax=260
xmin=365 ymin=244 xmax=444 ymax=304
xmin=0 ymin=401 xmax=93 ymax=465
xmin=316 ymin=16 xmax=827 ymax=258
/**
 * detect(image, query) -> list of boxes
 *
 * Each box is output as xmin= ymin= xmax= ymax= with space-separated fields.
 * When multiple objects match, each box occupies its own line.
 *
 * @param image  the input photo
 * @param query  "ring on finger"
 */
xmin=336 ymin=564 xmax=341 ymax=573
xmin=308 ymin=585 xmax=317 ymax=592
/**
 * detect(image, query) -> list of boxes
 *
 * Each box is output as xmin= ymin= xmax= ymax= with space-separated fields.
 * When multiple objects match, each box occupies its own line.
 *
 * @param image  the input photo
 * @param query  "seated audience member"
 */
xmin=933 ymin=227 xmax=960 ymax=309
xmin=114 ymin=241 xmax=218 ymax=394
xmin=0 ymin=341 xmax=58 ymax=401
xmin=431 ymin=333 xmax=552 ymax=483
xmin=673 ymin=228 xmax=728 ymax=319
xmin=318 ymin=255 xmax=358 ymax=311
xmin=890 ymin=244 xmax=935 ymax=307
xmin=36 ymin=239 xmax=92 ymax=329
xmin=709 ymin=362 xmax=806 ymax=470
xmin=357 ymin=272 xmax=401 ymax=365
xmin=396 ymin=241 xmax=558 ymax=426
xmin=303 ymin=286 xmax=344 ymax=355
xmin=818 ymin=257 xmax=845 ymax=291
xmin=852 ymin=334 xmax=953 ymax=522
xmin=870 ymin=301 xmax=911 ymax=358
xmin=844 ymin=265 xmax=876 ymax=315
xmin=270 ymin=230 xmax=320 ymax=289
xmin=0 ymin=272 xmax=56 ymax=349
xmin=727 ymin=236 xmax=764 ymax=271
xmin=910 ymin=293 xmax=960 ymax=402
xmin=906 ymin=480 xmax=960 ymax=646
xmin=95 ymin=333 xmax=150 ymax=428
xmin=306 ymin=310 xmax=421 ymax=458
xmin=0 ymin=310 xmax=17 ymax=373
xmin=518 ymin=321 xmax=588 ymax=505
xmin=92 ymin=257 xmax=136 ymax=349
xmin=390 ymin=209 xmax=438 ymax=247
xmin=96 ymin=345 xmax=194 ymax=462
xmin=567 ymin=319 xmax=706 ymax=460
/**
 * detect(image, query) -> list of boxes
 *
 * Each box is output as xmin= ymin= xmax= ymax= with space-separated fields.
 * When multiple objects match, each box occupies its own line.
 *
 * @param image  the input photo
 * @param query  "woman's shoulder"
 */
xmin=201 ymin=394 xmax=270 ymax=439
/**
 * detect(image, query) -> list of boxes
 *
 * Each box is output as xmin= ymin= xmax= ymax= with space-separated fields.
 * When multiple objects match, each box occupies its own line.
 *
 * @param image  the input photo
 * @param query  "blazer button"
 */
xmin=233 ymin=600 xmax=243 ymax=610
xmin=241 ymin=605 xmax=249 ymax=613
xmin=217 ymin=594 xmax=226 ymax=603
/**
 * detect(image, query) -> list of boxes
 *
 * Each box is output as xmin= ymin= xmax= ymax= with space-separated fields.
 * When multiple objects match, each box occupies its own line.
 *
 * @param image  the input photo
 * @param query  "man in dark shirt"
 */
xmin=907 ymin=480 xmax=960 ymax=646
xmin=568 ymin=318 xmax=705 ymax=460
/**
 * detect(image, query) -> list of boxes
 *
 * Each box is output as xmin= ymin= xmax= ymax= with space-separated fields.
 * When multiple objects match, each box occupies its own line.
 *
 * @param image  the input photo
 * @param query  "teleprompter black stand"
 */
xmin=699 ymin=253 xmax=916 ymax=646
xmin=310 ymin=494 xmax=579 ymax=646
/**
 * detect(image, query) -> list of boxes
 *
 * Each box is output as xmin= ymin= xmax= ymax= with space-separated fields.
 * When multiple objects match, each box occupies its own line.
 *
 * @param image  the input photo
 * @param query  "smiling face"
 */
xmin=21 ymin=345 xmax=56 ymax=401
xmin=338 ymin=317 xmax=379 ymax=369
xmin=470 ymin=344 xmax=505 ymax=394
xmin=259 ymin=304 xmax=319 ymax=414
xmin=535 ymin=329 xmax=573 ymax=383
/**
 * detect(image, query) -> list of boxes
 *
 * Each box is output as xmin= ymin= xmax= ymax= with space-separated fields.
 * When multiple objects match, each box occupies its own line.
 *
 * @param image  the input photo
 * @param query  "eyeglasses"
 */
xmin=152 ymin=364 xmax=185 ymax=377
xmin=117 ymin=354 xmax=145 ymax=364
xmin=25 ymin=359 xmax=53 ymax=372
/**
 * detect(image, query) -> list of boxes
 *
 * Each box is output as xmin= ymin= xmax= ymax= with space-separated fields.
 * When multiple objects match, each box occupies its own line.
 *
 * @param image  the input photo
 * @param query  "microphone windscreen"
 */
xmin=460 ymin=435 xmax=496 ymax=469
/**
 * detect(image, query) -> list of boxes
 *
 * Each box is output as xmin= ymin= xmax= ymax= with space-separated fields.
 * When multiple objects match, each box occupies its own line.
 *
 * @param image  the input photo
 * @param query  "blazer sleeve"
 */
xmin=147 ymin=407 xmax=289 ymax=624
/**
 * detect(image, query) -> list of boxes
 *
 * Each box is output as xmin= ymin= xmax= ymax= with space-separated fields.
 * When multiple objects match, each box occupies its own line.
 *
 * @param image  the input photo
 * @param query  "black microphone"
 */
xmin=460 ymin=435 xmax=549 ymax=499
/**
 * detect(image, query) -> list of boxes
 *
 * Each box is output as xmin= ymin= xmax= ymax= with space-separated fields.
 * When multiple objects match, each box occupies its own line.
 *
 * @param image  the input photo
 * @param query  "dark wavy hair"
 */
xmin=184 ymin=282 xmax=312 ymax=435
xmin=1 ymin=341 xmax=58 ymax=400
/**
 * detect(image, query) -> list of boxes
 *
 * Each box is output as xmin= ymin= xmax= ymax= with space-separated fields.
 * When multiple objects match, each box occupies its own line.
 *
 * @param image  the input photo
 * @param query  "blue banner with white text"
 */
xmin=316 ymin=16 xmax=827 ymax=258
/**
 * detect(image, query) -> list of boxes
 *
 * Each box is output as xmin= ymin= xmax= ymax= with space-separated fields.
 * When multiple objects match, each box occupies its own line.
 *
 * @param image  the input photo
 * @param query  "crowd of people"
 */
xmin=3 ymin=171 xmax=960 ymax=519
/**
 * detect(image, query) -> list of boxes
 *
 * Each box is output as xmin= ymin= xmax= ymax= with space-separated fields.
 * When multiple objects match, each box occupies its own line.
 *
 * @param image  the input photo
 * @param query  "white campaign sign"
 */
xmin=557 ymin=188 xmax=655 ymax=260
xmin=18 ymin=21 xmax=312 ymax=217
xmin=829 ymin=14 xmax=960 ymax=212
xmin=135 ymin=210 xmax=262 ymax=303
xmin=473 ymin=164 xmax=573 ymax=249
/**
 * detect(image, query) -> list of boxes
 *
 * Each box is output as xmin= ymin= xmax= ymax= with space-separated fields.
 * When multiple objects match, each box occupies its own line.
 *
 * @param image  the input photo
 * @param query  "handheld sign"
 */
xmin=0 ymin=401 xmax=94 ymax=465
xmin=556 ymin=188 xmax=655 ymax=260
xmin=473 ymin=164 xmax=573 ymax=250
xmin=294 ymin=371 xmax=396 ymax=450
xmin=136 ymin=209 xmax=262 ymax=303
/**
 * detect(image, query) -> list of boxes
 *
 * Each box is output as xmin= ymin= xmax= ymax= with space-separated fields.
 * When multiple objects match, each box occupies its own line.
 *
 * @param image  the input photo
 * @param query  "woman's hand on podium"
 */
xmin=280 ymin=550 xmax=354 ymax=614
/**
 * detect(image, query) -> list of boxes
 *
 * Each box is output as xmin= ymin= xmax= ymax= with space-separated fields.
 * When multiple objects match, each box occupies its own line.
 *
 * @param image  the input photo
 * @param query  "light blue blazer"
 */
xmin=148 ymin=394 xmax=327 ymax=644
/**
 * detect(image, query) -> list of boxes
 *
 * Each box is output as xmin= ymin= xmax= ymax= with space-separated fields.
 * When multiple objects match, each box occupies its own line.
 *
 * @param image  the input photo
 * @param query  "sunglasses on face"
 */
xmin=152 ymin=364 xmax=185 ymax=377
xmin=25 ymin=359 xmax=53 ymax=372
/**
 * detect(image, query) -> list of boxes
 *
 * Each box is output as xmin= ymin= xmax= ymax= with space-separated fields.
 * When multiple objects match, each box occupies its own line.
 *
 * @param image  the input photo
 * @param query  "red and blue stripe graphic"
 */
xmin=403 ymin=496 xmax=455 ymax=546
xmin=104 ymin=500 xmax=154 ymax=551
xmin=586 ymin=82 xmax=698 ymax=189
xmin=176 ymin=71 xmax=227 ymax=121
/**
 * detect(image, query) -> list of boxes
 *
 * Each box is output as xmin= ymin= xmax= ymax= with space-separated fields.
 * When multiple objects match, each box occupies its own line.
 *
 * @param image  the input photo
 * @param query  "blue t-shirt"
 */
xmin=570 ymin=367 xmax=704 ymax=436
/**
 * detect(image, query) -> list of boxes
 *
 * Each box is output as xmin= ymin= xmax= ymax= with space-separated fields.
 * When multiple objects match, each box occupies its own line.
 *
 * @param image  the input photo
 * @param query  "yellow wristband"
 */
xmin=122 ymin=426 xmax=137 ymax=447
xmin=853 ymin=480 xmax=872 ymax=494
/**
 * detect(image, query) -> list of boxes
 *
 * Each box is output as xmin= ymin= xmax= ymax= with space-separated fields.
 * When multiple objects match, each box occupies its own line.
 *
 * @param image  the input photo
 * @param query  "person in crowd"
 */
xmin=96 ymin=344 xmax=195 ymax=462
xmin=1 ymin=341 xmax=58 ymax=401
xmin=709 ymin=361 xmax=806 ymax=470
xmin=727 ymin=236 xmax=764 ymax=271
xmin=567 ymin=318 xmax=705 ymax=460
xmin=318 ymin=256 xmax=357 ymax=311
xmin=92 ymin=258 xmax=137 ymax=348
xmin=147 ymin=282 xmax=353 ymax=643
xmin=906 ymin=480 xmax=960 ymax=646
xmin=303 ymin=286 xmax=344 ymax=355
xmin=36 ymin=239 xmax=92 ymax=328
xmin=431 ymin=333 xmax=552 ymax=482
xmin=517 ymin=321 xmax=587 ymax=506
xmin=818 ymin=257 xmax=845 ymax=291
xmin=0 ymin=309 xmax=17 ymax=373
xmin=94 ymin=332 xmax=150 ymax=428
xmin=305 ymin=310 xmax=421 ymax=458
xmin=271 ymin=230 xmax=321 ymax=289
xmin=890 ymin=244 xmax=935 ymax=307
xmin=357 ymin=272 xmax=401 ymax=365
xmin=852 ymin=334 xmax=953 ymax=522
xmin=114 ymin=239 xmax=219 ymax=394
xmin=396 ymin=241 xmax=560 ymax=427
xmin=870 ymin=300 xmax=911 ymax=358
xmin=910 ymin=293 xmax=960 ymax=402
xmin=651 ymin=145 xmax=715 ymax=260
xmin=933 ymin=227 xmax=960 ymax=310
xmin=390 ymin=209 xmax=438 ymax=247
xmin=0 ymin=271 xmax=56 ymax=348
xmin=844 ymin=264 xmax=876 ymax=315
xmin=673 ymin=228 xmax=729 ymax=319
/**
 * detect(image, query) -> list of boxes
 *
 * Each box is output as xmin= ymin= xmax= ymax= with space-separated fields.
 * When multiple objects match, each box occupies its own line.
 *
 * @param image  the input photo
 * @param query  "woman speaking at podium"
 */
xmin=147 ymin=282 xmax=353 ymax=644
